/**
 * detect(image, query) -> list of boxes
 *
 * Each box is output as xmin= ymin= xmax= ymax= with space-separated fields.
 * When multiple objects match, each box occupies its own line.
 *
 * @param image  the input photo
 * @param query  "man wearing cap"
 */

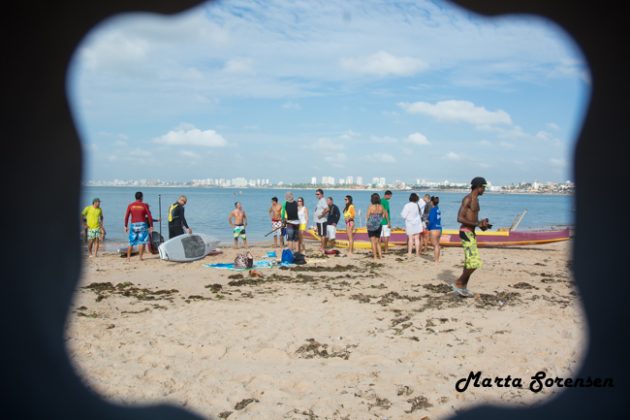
xmin=453 ymin=177 xmax=491 ymax=297
xmin=81 ymin=198 xmax=105 ymax=257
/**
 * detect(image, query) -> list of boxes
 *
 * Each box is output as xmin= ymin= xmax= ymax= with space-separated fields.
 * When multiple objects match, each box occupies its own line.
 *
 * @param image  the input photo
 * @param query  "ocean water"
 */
xmin=81 ymin=186 xmax=573 ymax=248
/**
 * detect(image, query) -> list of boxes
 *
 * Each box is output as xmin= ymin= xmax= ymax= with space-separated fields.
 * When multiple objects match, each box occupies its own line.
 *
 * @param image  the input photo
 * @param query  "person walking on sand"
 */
xmin=314 ymin=189 xmax=329 ymax=252
xmin=168 ymin=195 xmax=192 ymax=239
xmin=297 ymin=196 xmax=308 ymax=253
xmin=326 ymin=197 xmax=341 ymax=249
xmin=269 ymin=197 xmax=284 ymax=248
xmin=400 ymin=193 xmax=423 ymax=257
xmin=343 ymin=195 xmax=356 ymax=255
xmin=453 ymin=177 xmax=491 ymax=297
xmin=282 ymin=192 xmax=301 ymax=252
xmin=366 ymin=193 xmax=389 ymax=260
xmin=124 ymin=191 xmax=154 ymax=261
xmin=82 ymin=197 xmax=105 ymax=257
xmin=420 ymin=193 xmax=432 ymax=254
xmin=380 ymin=190 xmax=392 ymax=253
xmin=428 ymin=196 xmax=443 ymax=263
xmin=228 ymin=202 xmax=248 ymax=249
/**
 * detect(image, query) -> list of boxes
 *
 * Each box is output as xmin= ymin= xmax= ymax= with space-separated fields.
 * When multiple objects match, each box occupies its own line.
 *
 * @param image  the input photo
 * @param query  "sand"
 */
xmin=66 ymin=240 xmax=585 ymax=419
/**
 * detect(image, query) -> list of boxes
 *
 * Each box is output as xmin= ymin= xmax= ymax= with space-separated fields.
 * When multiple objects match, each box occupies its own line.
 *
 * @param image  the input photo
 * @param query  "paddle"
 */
xmin=264 ymin=224 xmax=284 ymax=237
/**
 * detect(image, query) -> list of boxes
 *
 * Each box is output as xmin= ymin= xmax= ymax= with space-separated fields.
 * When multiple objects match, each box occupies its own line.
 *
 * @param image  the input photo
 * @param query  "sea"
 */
xmin=82 ymin=186 xmax=574 ymax=250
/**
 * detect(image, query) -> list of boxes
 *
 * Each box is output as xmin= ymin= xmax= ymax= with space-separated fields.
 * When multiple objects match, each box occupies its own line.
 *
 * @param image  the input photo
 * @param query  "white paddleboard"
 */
xmin=158 ymin=233 xmax=220 ymax=262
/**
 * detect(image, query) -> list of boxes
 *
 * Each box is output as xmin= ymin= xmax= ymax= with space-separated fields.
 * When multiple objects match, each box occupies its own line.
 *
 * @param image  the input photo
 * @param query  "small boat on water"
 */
xmin=304 ymin=227 xmax=571 ymax=249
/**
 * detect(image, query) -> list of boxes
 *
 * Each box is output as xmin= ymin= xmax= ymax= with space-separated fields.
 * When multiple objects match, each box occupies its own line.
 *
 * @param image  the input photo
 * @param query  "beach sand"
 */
xmin=66 ymin=240 xmax=585 ymax=419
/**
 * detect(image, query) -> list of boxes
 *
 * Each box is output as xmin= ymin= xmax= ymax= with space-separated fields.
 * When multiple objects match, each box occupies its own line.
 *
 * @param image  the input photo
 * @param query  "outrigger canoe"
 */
xmin=304 ymin=227 xmax=571 ymax=249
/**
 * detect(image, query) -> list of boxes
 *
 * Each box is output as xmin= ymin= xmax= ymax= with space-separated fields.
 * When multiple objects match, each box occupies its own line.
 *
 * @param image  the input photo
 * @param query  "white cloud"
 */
xmin=282 ymin=101 xmax=301 ymax=110
xmin=370 ymin=136 xmax=398 ymax=144
xmin=406 ymin=132 xmax=430 ymax=145
xmin=179 ymin=150 xmax=201 ymax=159
xmin=223 ymin=58 xmax=254 ymax=74
xmin=340 ymin=130 xmax=360 ymax=140
xmin=549 ymin=158 xmax=566 ymax=168
xmin=399 ymin=100 xmax=513 ymax=127
xmin=444 ymin=152 xmax=461 ymax=161
xmin=535 ymin=130 xmax=552 ymax=141
xmin=129 ymin=148 xmax=152 ymax=158
xmin=341 ymin=51 xmax=427 ymax=76
xmin=362 ymin=153 xmax=397 ymax=163
xmin=309 ymin=138 xmax=344 ymax=151
xmin=546 ymin=122 xmax=560 ymax=131
xmin=153 ymin=126 xmax=227 ymax=147
xmin=324 ymin=153 xmax=347 ymax=167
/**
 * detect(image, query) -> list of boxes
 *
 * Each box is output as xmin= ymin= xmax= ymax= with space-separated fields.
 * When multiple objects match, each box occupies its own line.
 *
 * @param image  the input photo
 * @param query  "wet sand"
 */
xmin=66 ymin=241 xmax=585 ymax=419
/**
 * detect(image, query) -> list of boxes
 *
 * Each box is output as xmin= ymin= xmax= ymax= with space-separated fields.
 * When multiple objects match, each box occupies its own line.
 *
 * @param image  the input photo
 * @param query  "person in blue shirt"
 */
xmin=428 ymin=196 xmax=443 ymax=263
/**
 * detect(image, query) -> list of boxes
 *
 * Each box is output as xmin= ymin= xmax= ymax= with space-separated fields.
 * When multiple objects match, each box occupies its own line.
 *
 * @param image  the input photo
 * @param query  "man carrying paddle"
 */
xmin=269 ymin=197 xmax=284 ymax=248
xmin=453 ymin=177 xmax=491 ymax=297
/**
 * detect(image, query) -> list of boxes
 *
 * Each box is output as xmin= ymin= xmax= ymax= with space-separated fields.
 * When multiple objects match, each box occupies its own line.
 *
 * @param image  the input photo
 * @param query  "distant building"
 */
xmin=311 ymin=177 xmax=317 ymax=185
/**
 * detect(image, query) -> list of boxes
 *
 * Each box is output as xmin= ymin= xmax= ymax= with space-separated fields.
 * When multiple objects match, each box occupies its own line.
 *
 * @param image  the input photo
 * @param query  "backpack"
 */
xmin=281 ymin=248 xmax=294 ymax=264
xmin=234 ymin=252 xmax=253 ymax=269
xmin=293 ymin=252 xmax=306 ymax=265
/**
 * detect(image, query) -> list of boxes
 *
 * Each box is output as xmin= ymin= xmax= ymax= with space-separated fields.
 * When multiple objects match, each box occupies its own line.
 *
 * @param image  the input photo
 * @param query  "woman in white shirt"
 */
xmin=400 ymin=192 xmax=423 ymax=257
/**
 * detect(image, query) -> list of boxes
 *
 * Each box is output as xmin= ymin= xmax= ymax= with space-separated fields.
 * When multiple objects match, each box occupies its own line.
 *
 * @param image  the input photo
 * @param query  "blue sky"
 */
xmin=68 ymin=0 xmax=590 ymax=185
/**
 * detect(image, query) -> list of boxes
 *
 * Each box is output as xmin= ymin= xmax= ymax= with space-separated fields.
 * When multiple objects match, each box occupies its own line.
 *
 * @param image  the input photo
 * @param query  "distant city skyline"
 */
xmin=70 ymin=0 xmax=589 ymax=185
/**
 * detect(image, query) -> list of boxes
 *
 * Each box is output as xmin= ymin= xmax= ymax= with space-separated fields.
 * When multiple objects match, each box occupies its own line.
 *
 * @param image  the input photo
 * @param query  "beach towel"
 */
xmin=204 ymin=260 xmax=274 ymax=271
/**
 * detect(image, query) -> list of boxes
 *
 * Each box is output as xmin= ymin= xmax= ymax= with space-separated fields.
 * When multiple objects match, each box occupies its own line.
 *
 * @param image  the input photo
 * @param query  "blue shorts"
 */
xmin=285 ymin=223 xmax=299 ymax=242
xmin=129 ymin=222 xmax=149 ymax=246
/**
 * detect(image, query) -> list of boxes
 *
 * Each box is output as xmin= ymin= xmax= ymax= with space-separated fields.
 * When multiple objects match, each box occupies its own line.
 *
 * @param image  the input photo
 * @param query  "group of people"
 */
xmin=81 ymin=176 xmax=490 ymax=298
xmin=81 ymin=192 xmax=193 ymax=261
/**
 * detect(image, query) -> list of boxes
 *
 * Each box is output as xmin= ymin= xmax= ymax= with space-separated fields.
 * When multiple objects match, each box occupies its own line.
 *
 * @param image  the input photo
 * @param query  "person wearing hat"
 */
xmin=453 ymin=176 xmax=491 ymax=297
xmin=81 ymin=198 xmax=105 ymax=257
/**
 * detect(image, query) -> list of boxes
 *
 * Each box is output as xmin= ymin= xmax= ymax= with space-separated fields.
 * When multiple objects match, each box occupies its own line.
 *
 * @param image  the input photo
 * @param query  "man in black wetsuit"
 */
xmin=168 ymin=195 xmax=192 ymax=239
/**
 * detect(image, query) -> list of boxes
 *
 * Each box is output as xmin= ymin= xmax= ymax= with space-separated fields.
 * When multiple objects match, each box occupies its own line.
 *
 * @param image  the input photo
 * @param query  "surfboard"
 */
xmin=158 ymin=233 xmax=220 ymax=262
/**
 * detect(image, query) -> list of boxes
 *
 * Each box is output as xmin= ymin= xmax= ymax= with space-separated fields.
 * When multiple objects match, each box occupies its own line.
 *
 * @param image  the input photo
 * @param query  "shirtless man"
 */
xmin=453 ymin=177 xmax=491 ymax=297
xmin=269 ymin=197 xmax=284 ymax=248
xmin=228 ymin=202 xmax=248 ymax=249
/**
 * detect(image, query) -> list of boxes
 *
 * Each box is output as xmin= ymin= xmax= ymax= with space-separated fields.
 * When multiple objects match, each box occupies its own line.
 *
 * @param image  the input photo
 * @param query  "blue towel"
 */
xmin=204 ymin=260 xmax=274 ymax=270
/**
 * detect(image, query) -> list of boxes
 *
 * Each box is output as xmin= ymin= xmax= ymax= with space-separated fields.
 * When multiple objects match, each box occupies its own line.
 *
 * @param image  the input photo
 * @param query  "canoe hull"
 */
xmin=304 ymin=227 xmax=570 ymax=248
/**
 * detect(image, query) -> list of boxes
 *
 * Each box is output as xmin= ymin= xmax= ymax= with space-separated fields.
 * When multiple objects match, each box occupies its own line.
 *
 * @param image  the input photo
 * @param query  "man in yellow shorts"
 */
xmin=81 ymin=197 xmax=105 ymax=257
xmin=453 ymin=177 xmax=491 ymax=297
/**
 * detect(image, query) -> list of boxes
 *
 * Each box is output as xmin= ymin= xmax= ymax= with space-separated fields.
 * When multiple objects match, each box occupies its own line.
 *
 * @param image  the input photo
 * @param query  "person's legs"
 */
xmin=348 ymin=227 xmax=353 ymax=255
xmin=431 ymin=230 xmax=441 ymax=263
xmin=87 ymin=239 xmax=94 ymax=256
xmin=407 ymin=235 xmax=413 ymax=256
xmin=139 ymin=244 xmax=145 ymax=261
xmin=93 ymin=238 xmax=100 ymax=257
xmin=414 ymin=234 xmax=420 ymax=256
xmin=126 ymin=246 xmax=132 ymax=262
xmin=370 ymin=237 xmax=378 ymax=259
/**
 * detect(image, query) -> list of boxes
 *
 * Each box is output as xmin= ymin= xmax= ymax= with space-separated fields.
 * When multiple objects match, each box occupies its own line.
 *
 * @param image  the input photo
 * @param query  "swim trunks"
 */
xmin=87 ymin=227 xmax=101 ymax=241
xmin=285 ymin=223 xmax=299 ymax=241
xmin=380 ymin=224 xmax=391 ymax=238
xmin=129 ymin=222 xmax=149 ymax=246
xmin=326 ymin=224 xmax=336 ymax=240
xmin=299 ymin=223 xmax=306 ymax=231
xmin=460 ymin=230 xmax=482 ymax=269
xmin=272 ymin=220 xmax=282 ymax=237
xmin=233 ymin=225 xmax=247 ymax=239
xmin=316 ymin=222 xmax=327 ymax=237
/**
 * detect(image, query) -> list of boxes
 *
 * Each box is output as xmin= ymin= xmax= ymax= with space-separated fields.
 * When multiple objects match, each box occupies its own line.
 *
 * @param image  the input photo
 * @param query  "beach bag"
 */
xmin=293 ymin=252 xmax=306 ymax=265
xmin=234 ymin=252 xmax=253 ymax=269
xmin=281 ymin=248 xmax=294 ymax=264
xmin=367 ymin=213 xmax=383 ymax=231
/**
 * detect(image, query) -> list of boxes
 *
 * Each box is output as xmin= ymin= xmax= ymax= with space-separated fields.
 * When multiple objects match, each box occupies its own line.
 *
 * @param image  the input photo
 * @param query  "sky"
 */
xmin=68 ymin=0 xmax=590 ymax=185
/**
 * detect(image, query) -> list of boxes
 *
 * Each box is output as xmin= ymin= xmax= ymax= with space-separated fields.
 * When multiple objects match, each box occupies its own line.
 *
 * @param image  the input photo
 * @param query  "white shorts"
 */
xmin=381 ymin=225 xmax=391 ymax=238
xmin=326 ymin=225 xmax=336 ymax=240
